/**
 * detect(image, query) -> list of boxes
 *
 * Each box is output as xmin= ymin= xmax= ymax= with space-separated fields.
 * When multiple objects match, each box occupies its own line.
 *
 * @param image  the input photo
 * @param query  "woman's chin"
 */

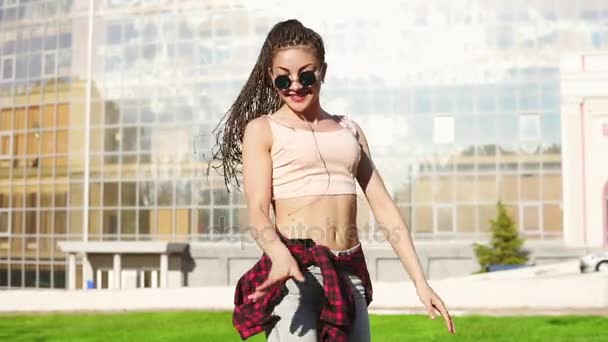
xmin=285 ymin=94 xmax=315 ymax=112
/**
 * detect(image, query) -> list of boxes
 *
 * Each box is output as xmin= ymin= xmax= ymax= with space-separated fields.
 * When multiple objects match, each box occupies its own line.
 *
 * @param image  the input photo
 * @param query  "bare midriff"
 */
xmin=272 ymin=193 xmax=360 ymax=251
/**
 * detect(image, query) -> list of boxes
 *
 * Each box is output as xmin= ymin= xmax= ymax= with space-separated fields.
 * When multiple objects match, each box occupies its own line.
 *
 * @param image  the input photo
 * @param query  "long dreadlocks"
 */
xmin=207 ymin=19 xmax=326 ymax=191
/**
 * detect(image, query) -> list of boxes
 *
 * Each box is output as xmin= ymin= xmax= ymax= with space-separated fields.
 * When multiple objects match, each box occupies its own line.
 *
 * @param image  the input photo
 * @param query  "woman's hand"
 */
xmin=416 ymin=284 xmax=456 ymax=334
xmin=247 ymin=252 xmax=305 ymax=302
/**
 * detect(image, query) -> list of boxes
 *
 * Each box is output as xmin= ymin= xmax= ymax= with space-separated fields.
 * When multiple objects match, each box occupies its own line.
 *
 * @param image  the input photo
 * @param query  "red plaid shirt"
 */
xmin=232 ymin=238 xmax=373 ymax=341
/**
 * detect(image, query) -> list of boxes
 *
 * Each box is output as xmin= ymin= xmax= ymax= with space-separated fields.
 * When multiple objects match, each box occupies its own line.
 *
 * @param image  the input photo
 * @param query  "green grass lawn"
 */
xmin=0 ymin=311 xmax=606 ymax=342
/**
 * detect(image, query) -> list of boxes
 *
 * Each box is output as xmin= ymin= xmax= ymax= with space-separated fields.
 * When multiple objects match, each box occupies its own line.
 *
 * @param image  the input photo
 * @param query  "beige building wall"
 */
xmin=561 ymin=53 xmax=608 ymax=247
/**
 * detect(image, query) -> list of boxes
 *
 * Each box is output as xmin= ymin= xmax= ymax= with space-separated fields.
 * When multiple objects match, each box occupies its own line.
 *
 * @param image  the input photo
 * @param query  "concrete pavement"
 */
xmin=1 ymin=261 xmax=606 ymax=316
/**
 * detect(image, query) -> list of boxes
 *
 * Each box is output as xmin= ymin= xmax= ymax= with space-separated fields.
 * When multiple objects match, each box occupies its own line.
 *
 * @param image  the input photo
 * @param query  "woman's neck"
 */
xmin=282 ymin=103 xmax=325 ymax=123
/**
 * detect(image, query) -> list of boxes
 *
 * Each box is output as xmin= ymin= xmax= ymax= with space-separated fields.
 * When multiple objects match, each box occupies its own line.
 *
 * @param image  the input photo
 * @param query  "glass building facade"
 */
xmin=1 ymin=0 xmax=607 ymax=288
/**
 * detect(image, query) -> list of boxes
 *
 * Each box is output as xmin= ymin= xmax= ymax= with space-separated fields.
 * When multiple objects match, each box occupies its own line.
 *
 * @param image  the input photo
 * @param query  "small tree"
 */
xmin=473 ymin=201 xmax=530 ymax=273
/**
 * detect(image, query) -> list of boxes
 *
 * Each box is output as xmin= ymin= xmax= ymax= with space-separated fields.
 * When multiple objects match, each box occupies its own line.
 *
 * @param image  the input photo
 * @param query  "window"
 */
xmin=1 ymin=56 xmax=15 ymax=81
xmin=520 ymin=203 xmax=541 ymax=232
xmin=433 ymin=115 xmax=454 ymax=144
xmin=519 ymin=113 xmax=540 ymax=141
xmin=0 ymin=211 xmax=9 ymax=236
xmin=137 ymin=269 xmax=160 ymax=288
xmin=43 ymin=51 xmax=57 ymax=76
xmin=434 ymin=205 xmax=454 ymax=233
xmin=0 ymin=132 xmax=12 ymax=159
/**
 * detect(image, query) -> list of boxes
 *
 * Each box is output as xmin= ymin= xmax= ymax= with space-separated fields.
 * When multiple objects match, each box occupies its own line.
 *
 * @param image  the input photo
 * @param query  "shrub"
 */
xmin=473 ymin=201 xmax=530 ymax=273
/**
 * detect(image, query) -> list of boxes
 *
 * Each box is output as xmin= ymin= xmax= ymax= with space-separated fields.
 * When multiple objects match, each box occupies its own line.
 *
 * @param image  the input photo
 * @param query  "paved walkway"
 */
xmin=1 ymin=261 xmax=606 ymax=315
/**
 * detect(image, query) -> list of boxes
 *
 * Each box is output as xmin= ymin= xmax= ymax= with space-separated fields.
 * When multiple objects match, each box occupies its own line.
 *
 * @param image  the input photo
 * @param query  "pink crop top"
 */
xmin=263 ymin=114 xmax=361 ymax=200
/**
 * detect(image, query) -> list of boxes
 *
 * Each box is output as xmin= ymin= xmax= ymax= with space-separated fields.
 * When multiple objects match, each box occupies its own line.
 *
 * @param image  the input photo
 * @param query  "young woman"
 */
xmin=210 ymin=19 xmax=455 ymax=341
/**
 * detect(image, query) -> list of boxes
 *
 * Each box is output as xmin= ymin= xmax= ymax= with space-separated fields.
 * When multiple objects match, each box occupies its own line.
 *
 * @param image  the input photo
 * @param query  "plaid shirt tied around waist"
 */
xmin=232 ymin=237 xmax=373 ymax=341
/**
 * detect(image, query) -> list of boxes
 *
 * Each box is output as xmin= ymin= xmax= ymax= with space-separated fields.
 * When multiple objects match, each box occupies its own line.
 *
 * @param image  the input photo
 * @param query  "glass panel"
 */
xmin=0 ymin=212 xmax=9 ymax=235
xmin=0 ymin=188 xmax=8 ymax=209
xmin=103 ymin=182 xmax=119 ymax=207
xmin=39 ymin=264 xmax=52 ymax=288
xmin=56 ymin=130 xmax=68 ymax=154
xmin=0 ymin=238 xmax=9 ymax=259
xmin=414 ymin=206 xmax=433 ymax=233
xmin=25 ymin=209 xmax=37 ymax=235
xmin=10 ymin=263 xmax=23 ymax=287
xmin=435 ymin=206 xmax=453 ymax=232
xmin=521 ymin=176 xmax=540 ymax=201
xmin=39 ymin=235 xmax=53 ymax=259
xmin=520 ymin=84 xmax=539 ymax=111
xmin=69 ymin=182 xmax=83 ymax=207
xmin=121 ymin=210 xmax=136 ymax=237
xmin=54 ymin=192 xmax=67 ymax=208
xmin=541 ymin=174 xmax=561 ymax=201
xmin=175 ymin=180 xmax=191 ymax=206
xmin=412 ymin=176 xmax=432 ymax=203
xmin=477 ymin=205 xmax=496 ymax=233
xmin=121 ymin=126 xmax=138 ymax=152
xmin=433 ymin=116 xmax=454 ymax=144
xmin=456 ymin=206 xmax=476 ymax=232
xmin=211 ymin=208 xmax=230 ymax=235
xmin=157 ymin=209 xmax=173 ymax=238
xmin=213 ymin=189 xmax=230 ymax=206
xmin=455 ymin=175 xmax=475 ymax=202
xmin=11 ymin=211 xmax=24 ymax=234
xmin=138 ymin=209 xmax=152 ymax=236
xmin=105 ymin=128 xmax=120 ymax=152
xmin=433 ymin=176 xmax=454 ymax=203
xmin=519 ymin=114 xmax=541 ymax=141
xmin=476 ymin=174 xmax=497 ymax=202
xmin=24 ymin=264 xmax=37 ymax=288
xmin=498 ymin=85 xmax=517 ymax=111
xmin=53 ymin=264 xmax=66 ymax=289
xmin=454 ymin=114 xmax=477 ymax=149
xmin=541 ymin=112 xmax=561 ymax=145
xmin=69 ymin=210 xmax=83 ymax=235
xmin=121 ymin=182 xmax=136 ymax=207
xmin=138 ymin=181 xmax=155 ymax=206
xmin=196 ymin=208 xmax=210 ymax=235
xmin=496 ymin=114 xmax=518 ymax=157
xmin=89 ymin=183 xmax=101 ymax=207
xmin=543 ymin=204 xmax=563 ymax=233
xmin=522 ymin=205 xmax=540 ymax=232
xmin=0 ymin=265 xmax=9 ymax=286
xmin=44 ymin=52 xmax=56 ymax=75
xmin=54 ymin=210 xmax=67 ymax=234
xmin=175 ymin=209 xmax=190 ymax=236
xmin=157 ymin=181 xmax=173 ymax=206
xmin=102 ymin=210 xmax=118 ymax=236
xmin=497 ymin=174 xmax=519 ymax=202
xmin=88 ymin=210 xmax=101 ymax=237
xmin=477 ymin=85 xmax=497 ymax=113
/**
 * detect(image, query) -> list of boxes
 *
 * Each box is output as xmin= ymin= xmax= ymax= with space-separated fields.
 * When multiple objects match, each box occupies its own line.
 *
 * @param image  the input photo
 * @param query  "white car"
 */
xmin=579 ymin=251 xmax=608 ymax=273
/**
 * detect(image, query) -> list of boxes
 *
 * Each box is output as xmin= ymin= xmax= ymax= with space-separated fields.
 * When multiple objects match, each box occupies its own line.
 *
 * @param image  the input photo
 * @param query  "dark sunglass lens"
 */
xmin=274 ymin=75 xmax=291 ymax=89
xmin=299 ymin=71 xmax=317 ymax=87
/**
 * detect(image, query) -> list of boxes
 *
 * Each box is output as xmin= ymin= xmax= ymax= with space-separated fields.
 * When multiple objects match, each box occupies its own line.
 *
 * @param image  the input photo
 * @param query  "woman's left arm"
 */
xmin=351 ymin=120 xmax=456 ymax=334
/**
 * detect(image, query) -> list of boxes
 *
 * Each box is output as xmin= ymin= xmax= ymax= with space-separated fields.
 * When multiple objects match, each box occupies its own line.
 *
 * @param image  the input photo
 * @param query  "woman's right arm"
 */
xmin=242 ymin=117 xmax=286 ymax=257
xmin=242 ymin=117 xmax=304 ymax=299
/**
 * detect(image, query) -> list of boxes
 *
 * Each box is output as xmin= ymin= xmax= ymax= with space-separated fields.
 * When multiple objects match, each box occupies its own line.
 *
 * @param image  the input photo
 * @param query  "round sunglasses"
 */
xmin=273 ymin=70 xmax=319 ymax=90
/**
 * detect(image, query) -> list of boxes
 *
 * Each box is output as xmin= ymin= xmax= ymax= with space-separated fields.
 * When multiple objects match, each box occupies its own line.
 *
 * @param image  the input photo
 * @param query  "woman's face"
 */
xmin=269 ymin=46 xmax=325 ymax=114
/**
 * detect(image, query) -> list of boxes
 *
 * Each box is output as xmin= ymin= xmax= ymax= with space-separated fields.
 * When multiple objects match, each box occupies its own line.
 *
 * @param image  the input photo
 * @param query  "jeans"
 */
xmin=265 ymin=244 xmax=371 ymax=342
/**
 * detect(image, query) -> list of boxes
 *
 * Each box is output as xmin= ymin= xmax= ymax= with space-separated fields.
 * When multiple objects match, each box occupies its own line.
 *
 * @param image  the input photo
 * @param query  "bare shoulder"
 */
xmin=335 ymin=114 xmax=365 ymax=141
xmin=243 ymin=115 xmax=272 ymax=148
